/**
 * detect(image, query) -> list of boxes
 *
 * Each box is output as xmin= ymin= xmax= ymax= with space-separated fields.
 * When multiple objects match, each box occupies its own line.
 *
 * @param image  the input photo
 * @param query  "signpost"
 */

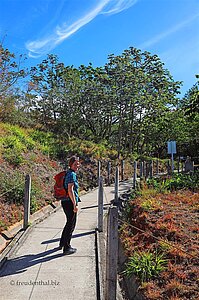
xmin=167 ymin=141 xmax=176 ymax=172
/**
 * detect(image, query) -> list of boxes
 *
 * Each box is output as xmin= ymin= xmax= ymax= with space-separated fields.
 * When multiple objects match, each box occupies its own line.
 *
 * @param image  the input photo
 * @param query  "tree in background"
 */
xmin=27 ymin=48 xmax=183 ymax=157
xmin=177 ymin=75 xmax=199 ymax=157
xmin=102 ymin=48 xmax=182 ymax=157
xmin=0 ymin=40 xmax=26 ymax=123
xmin=1 ymin=40 xmax=194 ymax=159
xmin=184 ymin=75 xmax=199 ymax=115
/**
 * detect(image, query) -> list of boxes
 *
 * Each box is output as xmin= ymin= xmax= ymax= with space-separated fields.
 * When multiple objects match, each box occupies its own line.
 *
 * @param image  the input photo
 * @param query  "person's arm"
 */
xmin=68 ymin=182 xmax=78 ymax=212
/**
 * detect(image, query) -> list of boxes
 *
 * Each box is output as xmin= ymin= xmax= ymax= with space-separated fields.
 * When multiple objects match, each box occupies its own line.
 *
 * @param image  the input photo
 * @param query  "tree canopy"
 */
xmin=0 ymin=42 xmax=198 ymax=158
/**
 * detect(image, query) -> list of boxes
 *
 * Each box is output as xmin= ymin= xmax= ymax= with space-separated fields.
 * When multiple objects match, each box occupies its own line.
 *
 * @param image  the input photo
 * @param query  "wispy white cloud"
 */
xmin=139 ymin=12 xmax=199 ymax=49
xmin=26 ymin=0 xmax=138 ymax=58
xmin=101 ymin=0 xmax=137 ymax=15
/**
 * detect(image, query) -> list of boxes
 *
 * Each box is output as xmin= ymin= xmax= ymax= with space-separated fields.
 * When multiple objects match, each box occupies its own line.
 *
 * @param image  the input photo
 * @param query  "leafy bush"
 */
xmin=3 ymin=148 xmax=24 ymax=165
xmin=29 ymin=129 xmax=54 ymax=144
xmin=147 ymin=172 xmax=199 ymax=192
xmin=1 ymin=136 xmax=25 ymax=165
xmin=0 ymin=170 xmax=24 ymax=204
xmin=29 ymin=181 xmax=43 ymax=213
xmin=0 ymin=125 xmax=37 ymax=165
xmin=146 ymin=177 xmax=171 ymax=193
xmin=169 ymin=172 xmax=199 ymax=191
xmin=124 ymin=251 xmax=167 ymax=282
xmin=0 ymin=170 xmax=44 ymax=211
xmin=4 ymin=124 xmax=35 ymax=150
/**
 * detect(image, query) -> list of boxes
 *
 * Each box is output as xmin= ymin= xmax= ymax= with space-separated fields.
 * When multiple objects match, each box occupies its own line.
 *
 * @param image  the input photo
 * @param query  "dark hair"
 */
xmin=68 ymin=156 xmax=79 ymax=168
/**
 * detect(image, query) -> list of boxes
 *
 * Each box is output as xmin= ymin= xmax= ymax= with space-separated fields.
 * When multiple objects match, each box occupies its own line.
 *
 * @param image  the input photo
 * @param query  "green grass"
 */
xmin=124 ymin=251 xmax=168 ymax=282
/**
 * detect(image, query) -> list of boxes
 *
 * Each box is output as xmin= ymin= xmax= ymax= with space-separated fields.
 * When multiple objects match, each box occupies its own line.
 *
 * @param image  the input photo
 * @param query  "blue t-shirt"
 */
xmin=64 ymin=169 xmax=79 ymax=205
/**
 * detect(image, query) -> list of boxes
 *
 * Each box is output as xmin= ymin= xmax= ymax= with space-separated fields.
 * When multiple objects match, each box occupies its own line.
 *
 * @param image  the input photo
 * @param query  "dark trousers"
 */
xmin=60 ymin=199 xmax=77 ymax=250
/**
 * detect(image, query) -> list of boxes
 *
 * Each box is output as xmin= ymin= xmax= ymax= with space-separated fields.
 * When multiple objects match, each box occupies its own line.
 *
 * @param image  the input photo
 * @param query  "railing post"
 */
xmin=133 ymin=161 xmax=137 ymax=189
xmin=98 ymin=160 xmax=101 ymax=184
xmin=177 ymin=156 xmax=180 ymax=173
xmin=156 ymin=159 xmax=159 ymax=175
xmin=114 ymin=166 xmax=119 ymax=205
xmin=146 ymin=161 xmax=150 ymax=178
xmin=23 ymin=174 xmax=31 ymax=229
xmin=140 ymin=161 xmax=143 ymax=178
xmin=143 ymin=161 xmax=146 ymax=178
xmin=98 ymin=176 xmax=104 ymax=232
xmin=149 ymin=160 xmax=153 ymax=178
xmin=107 ymin=161 xmax=111 ymax=186
xmin=105 ymin=206 xmax=118 ymax=300
xmin=121 ymin=160 xmax=124 ymax=181
xmin=181 ymin=161 xmax=184 ymax=172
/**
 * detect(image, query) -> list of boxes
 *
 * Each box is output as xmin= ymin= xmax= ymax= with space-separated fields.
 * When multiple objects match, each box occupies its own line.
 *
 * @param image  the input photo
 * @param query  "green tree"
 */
xmin=177 ymin=75 xmax=199 ymax=157
xmin=103 ymin=48 xmax=182 ymax=157
xmin=0 ymin=41 xmax=26 ymax=123
xmin=28 ymin=47 xmax=182 ymax=158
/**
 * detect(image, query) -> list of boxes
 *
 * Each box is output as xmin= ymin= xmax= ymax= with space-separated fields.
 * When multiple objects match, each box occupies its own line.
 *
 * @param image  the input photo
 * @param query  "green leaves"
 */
xmin=27 ymin=47 xmax=183 ymax=153
xmin=0 ymin=41 xmax=195 ymax=158
xmin=146 ymin=172 xmax=199 ymax=192
xmin=124 ymin=251 xmax=168 ymax=282
xmin=0 ymin=43 xmax=26 ymax=95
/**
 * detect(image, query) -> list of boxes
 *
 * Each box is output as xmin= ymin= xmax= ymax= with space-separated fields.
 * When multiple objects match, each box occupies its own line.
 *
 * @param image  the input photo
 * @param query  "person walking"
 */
xmin=59 ymin=156 xmax=80 ymax=255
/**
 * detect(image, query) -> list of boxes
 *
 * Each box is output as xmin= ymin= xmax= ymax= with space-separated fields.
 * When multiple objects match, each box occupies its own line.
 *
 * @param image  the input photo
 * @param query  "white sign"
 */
xmin=167 ymin=141 xmax=176 ymax=154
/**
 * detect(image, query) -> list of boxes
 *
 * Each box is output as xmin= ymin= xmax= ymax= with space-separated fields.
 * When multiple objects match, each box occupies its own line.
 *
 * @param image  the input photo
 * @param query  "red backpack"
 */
xmin=53 ymin=171 xmax=69 ymax=199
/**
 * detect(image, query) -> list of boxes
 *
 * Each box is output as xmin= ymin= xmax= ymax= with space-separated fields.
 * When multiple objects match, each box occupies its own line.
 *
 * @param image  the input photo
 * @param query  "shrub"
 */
xmin=30 ymin=181 xmax=43 ymax=213
xmin=2 ymin=135 xmax=25 ymax=165
xmin=0 ymin=170 xmax=24 ymax=204
xmin=147 ymin=172 xmax=199 ymax=192
xmin=3 ymin=148 xmax=24 ymax=165
xmin=124 ymin=251 xmax=168 ymax=282
xmin=4 ymin=124 xmax=35 ymax=150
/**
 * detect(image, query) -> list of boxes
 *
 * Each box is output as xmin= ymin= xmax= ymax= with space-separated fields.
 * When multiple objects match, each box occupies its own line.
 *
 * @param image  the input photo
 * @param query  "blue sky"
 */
xmin=0 ymin=0 xmax=199 ymax=96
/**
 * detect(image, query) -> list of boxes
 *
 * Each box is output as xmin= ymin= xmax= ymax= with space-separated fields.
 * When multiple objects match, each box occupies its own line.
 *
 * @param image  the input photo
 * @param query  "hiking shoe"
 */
xmin=63 ymin=247 xmax=77 ymax=255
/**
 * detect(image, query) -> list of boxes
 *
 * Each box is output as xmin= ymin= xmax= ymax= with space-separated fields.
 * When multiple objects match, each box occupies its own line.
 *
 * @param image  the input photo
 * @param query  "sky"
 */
xmin=0 ymin=0 xmax=199 ymax=97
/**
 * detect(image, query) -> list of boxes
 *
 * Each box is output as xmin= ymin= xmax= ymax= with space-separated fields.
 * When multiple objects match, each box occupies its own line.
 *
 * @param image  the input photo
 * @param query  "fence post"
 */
xmin=98 ymin=160 xmax=101 ymax=183
xmin=143 ymin=161 xmax=146 ymax=178
xmin=181 ymin=161 xmax=184 ymax=172
xmin=114 ymin=166 xmax=119 ymax=205
xmin=149 ymin=160 xmax=153 ymax=178
xmin=121 ymin=160 xmax=124 ymax=181
xmin=133 ymin=161 xmax=137 ymax=189
xmin=98 ymin=176 xmax=104 ymax=232
xmin=146 ymin=162 xmax=150 ymax=178
xmin=156 ymin=159 xmax=159 ymax=175
xmin=23 ymin=174 xmax=31 ymax=229
xmin=105 ymin=206 xmax=118 ymax=300
xmin=177 ymin=157 xmax=180 ymax=173
xmin=140 ymin=161 xmax=143 ymax=178
xmin=107 ymin=161 xmax=111 ymax=186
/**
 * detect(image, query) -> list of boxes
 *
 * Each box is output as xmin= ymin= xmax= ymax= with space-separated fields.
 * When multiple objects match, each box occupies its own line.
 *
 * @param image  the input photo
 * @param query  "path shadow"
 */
xmin=41 ymin=230 xmax=96 ymax=245
xmin=81 ymin=203 xmax=111 ymax=210
xmin=0 ymin=230 xmax=97 ymax=278
xmin=0 ymin=247 xmax=63 ymax=277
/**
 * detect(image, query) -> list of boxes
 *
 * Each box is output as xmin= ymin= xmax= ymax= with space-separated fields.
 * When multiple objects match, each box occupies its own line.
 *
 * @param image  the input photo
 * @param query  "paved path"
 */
xmin=0 ymin=181 xmax=132 ymax=300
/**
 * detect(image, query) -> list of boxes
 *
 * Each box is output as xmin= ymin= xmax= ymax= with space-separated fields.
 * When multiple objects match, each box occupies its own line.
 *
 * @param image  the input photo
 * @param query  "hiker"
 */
xmin=59 ymin=156 xmax=80 ymax=255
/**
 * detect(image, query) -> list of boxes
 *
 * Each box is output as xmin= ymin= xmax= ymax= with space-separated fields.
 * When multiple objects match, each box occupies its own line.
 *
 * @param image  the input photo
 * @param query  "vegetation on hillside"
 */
xmin=0 ymin=41 xmax=198 ymax=159
xmin=120 ymin=174 xmax=199 ymax=300
xmin=0 ymin=122 xmax=119 ymax=233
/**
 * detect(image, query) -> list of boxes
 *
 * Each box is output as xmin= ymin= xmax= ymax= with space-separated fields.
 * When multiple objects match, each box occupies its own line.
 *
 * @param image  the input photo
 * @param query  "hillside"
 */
xmin=0 ymin=123 xmax=119 ymax=233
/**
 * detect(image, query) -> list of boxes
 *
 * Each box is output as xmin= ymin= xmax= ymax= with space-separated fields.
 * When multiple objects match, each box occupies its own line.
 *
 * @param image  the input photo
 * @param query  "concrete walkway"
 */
xmin=0 ymin=181 xmax=132 ymax=300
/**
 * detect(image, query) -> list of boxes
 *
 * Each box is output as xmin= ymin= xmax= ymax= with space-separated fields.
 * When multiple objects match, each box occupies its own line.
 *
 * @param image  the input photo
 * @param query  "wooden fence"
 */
xmin=23 ymin=174 xmax=31 ymax=229
xmin=96 ymin=157 xmax=195 ymax=300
